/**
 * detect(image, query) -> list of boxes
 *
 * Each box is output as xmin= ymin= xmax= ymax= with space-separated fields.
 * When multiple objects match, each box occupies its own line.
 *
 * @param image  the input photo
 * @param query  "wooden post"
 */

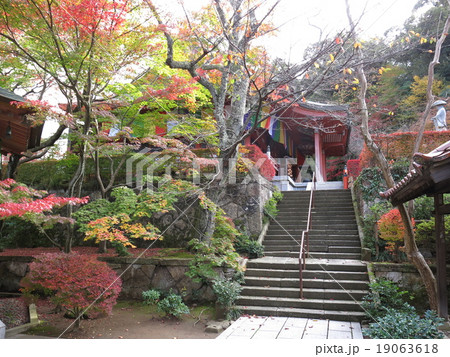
xmin=434 ymin=193 xmax=448 ymax=320
xmin=314 ymin=130 xmax=324 ymax=182
xmin=321 ymin=148 xmax=327 ymax=182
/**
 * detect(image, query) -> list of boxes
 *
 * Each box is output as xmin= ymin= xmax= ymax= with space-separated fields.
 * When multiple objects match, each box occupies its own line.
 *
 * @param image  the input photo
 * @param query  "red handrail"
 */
xmin=299 ymin=172 xmax=316 ymax=299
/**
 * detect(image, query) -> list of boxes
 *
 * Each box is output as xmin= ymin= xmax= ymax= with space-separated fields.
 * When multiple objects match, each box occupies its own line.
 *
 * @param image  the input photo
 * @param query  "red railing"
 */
xmin=299 ymin=172 xmax=316 ymax=299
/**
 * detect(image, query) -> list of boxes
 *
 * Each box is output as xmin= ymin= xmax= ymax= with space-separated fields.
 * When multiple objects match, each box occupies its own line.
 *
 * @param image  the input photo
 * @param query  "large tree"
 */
xmin=0 ymin=0 xmax=157 ymax=196
xmin=147 ymin=0 xmax=355 ymax=241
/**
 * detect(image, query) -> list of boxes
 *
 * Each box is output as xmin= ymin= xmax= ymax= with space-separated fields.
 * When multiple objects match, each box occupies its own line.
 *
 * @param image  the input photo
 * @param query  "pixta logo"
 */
xmin=126 ymin=148 xmax=172 ymax=192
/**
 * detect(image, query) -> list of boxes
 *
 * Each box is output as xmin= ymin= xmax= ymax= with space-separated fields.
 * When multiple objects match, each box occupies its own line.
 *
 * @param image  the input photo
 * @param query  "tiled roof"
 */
xmin=0 ymin=87 xmax=26 ymax=102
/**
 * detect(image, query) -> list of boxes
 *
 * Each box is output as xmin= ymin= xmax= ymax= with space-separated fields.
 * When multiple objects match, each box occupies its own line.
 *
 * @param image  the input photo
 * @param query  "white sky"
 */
xmin=154 ymin=0 xmax=423 ymax=63
xmin=264 ymin=0 xmax=421 ymax=62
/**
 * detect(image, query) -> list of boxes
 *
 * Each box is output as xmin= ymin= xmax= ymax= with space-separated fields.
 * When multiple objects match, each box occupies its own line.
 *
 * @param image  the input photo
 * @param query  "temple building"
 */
xmin=245 ymin=99 xmax=350 ymax=189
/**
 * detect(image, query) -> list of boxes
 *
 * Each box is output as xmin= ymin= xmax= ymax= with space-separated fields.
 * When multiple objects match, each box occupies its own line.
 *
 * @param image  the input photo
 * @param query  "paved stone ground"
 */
xmin=217 ymin=316 xmax=363 ymax=339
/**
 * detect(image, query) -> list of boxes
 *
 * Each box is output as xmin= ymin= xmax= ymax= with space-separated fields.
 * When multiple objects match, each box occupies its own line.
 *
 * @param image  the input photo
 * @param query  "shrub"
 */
xmin=263 ymin=189 xmax=283 ymax=224
xmin=363 ymin=309 xmax=445 ymax=339
xmin=142 ymin=289 xmax=160 ymax=304
xmin=415 ymin=217 xmax=450 ymax=251
xmin=377 ymin=208 xmax=414 ymax=261
xmin=239 ymin=144 xmax=276 ymax=181
xmin=142 ymin=289 xmax=189 ymax=318
xmin=360 ymin=202 xmax=391 ymax=259
xmin=234 ymin=235 xmax=264 ymax=259
xmin=0 ymin=179 xmax=88 ymax=250
xmin=212 ymin=278 xmax=242 ymax=320
xmin=362 ymin=277 xmax=414 ymax=322
xmin=21 ymin=253 xmax=121 ymax=326
xmin=157 ymin=293 xmax=189 ymax=318
xmin=187 ymin=198 xmax=241 ymax=283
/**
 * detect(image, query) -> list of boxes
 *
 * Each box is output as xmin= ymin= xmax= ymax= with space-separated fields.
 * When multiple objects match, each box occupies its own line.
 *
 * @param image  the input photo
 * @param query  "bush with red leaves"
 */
xmin=347 ymin=159 xmax=361 ymax=178
xmin=359 ymin=131 xmax=450 ymax=169
xmin=21 ymin=253 xmax=121 ymax=322
xmin=240 ymin=145 xmax=276 ymax=180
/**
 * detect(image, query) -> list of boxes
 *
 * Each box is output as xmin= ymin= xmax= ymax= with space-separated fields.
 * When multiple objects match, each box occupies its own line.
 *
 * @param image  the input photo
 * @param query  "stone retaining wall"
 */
xmin=146 ymin=176 xmax=273 ymax=248
xmin=371 ymin=262 xmax=450 ymax=307
xmin=0 ymin=256 xmax=232 ymax=303
xmin=99 ymin=257 xmax=235 ymax=303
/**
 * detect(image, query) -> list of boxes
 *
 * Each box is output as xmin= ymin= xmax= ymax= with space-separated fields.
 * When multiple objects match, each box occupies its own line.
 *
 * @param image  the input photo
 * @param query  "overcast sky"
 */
xmin=153 ymin=0 xmax=424 ymax=62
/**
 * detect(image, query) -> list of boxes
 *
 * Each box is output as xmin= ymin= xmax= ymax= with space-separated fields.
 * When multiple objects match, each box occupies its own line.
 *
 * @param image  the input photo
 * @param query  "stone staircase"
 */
xmin=236 ymin=189 xmax=368 ymax=322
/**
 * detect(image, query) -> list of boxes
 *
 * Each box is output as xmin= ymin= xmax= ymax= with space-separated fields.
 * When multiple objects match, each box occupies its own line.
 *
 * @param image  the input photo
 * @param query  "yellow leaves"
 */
xmin=329 ymin=53 xmax=335 ymax=62
xmin=352 ymin=87 xmax=357 ymax=91
xmin=352 ymin=78 xmax=359 ymax=84
xmin=314 ymin=62 xmax=320 ymax=69
xmin=388 ymin=111 xmax=395 ymax=116
xmin=353 ymin=42 xmax=362 ymax=49
xmin=378 ymin=66 xmax=390 ymax=75
xmin=420 ymin=37 xmax=427 ymax=44
xmin=343 ymin=68 xmax=352 ymax=75
xmin=334 ymin=84 xmax=339 ymax=90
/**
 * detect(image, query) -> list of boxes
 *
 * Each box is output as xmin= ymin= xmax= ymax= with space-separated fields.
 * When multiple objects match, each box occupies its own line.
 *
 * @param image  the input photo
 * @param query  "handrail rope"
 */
xmin=299 ymin=172 xmax=316 ymax=298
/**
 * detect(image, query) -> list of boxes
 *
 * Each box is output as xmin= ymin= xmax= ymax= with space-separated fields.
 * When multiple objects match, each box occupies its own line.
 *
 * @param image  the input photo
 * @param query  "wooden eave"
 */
xmin=380 ymin=140 xmax=450 ymax=205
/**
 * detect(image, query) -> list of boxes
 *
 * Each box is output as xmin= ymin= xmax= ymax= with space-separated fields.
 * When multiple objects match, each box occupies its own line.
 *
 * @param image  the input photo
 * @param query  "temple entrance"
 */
xmin=245 ymin=100 xmax=350 ymax=190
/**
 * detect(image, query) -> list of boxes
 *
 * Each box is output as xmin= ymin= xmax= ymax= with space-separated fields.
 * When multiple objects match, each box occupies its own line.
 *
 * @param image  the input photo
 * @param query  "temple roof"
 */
xmin=380 ymin=140 xmax=450 ymax=205
xmin=297 ymin=100 xmax=349 ymax=113
xmin=0 ymin=87 xmax=26 ymax=103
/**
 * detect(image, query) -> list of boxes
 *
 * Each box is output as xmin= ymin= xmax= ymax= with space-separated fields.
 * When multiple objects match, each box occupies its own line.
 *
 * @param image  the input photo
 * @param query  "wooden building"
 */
xmin=381 ymin=140 xmax=450 ymax=319
xmin=0 ymin=87 xmax=42 ymax=155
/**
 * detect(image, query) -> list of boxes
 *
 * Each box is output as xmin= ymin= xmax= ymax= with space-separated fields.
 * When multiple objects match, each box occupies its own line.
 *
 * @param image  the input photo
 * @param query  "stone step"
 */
xmin=235 ymin=305 xmax=365 ymax=322
xmin=264 ymin=244 xmax=361 ymax=255
xmin=240 ymin=286 xmax=368 ymax=300
xmin=266 ymin=229 xmax=359 ymax=235
xmin=263 ymin=241 xmax=360 ymax=249
xmin=244 ymin=268 xmax=369 ymax=281
xmin=237 ymin=296 xmax=364 ymax=312
xmin=277 ymin=203 xmax=354 ymax=208
xmin=266 ymin=226 xmax=359 ymax=232
xmin=263 ymin=244 xmax=361 ymax=253
xmin=243 ymin=276 xmax=369 ymax=290
xmin=273 ymin=216 xmax=357 ymax=222
xmin=264 ymin=243 xmax=361 ymax=256
xmin=264 ymin=251 xmax=362 ymax=260
xmin=247 ymin=258 xmax=367 ymax=272
xmin=277 ymin=202 xmax=353 ymax=208
xmin=271 ymin=224 xmax=358 ymax=230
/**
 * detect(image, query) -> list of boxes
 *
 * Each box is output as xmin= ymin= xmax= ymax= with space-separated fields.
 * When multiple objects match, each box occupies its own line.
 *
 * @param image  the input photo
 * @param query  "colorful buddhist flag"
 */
xmin=259 ymin=116 xmax=272 ymax=130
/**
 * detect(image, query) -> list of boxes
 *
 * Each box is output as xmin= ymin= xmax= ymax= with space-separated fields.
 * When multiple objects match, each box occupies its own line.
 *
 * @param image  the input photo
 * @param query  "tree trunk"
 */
xmin=346 ymin=0 xmax=438 ymax=310
xmin=7 ymin=153 xmax=21 ymax=179
xmin=398 ymin=204 xmax=438 ymax=309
